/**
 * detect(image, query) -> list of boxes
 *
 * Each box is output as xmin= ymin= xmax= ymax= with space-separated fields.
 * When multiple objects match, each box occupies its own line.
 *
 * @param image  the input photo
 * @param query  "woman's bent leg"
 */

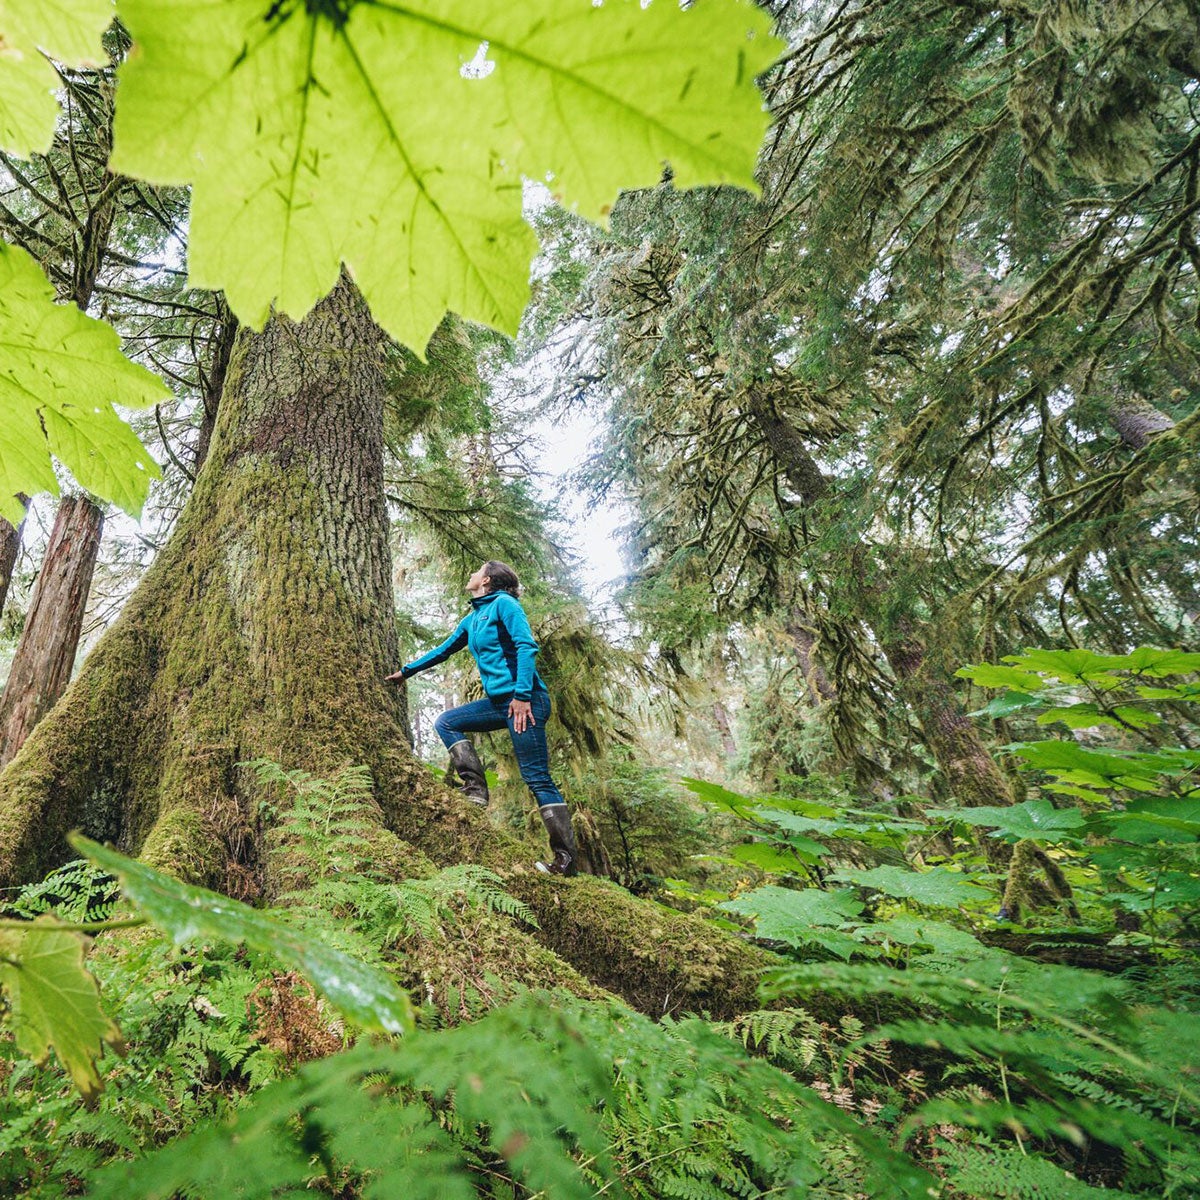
xmin=433 ymin=699 xmax=508 ymax=806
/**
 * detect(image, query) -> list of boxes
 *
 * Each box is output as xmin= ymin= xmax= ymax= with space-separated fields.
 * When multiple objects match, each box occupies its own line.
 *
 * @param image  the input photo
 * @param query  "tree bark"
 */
xmin=195 ymin=303 xmax=239 ymax=471
xmin=0 ymin=496 xmax=104 ymax=768
xmin=1108 ymin=393 xmax=1174 ymax=451
xmin=0 ymin=509 xmax=23 ymax=620
xmin=0 ymin=278 xmax=774 ymax=1021
xmin=785 ymin=613 xmax=836 ymax=707
xmin=712 ymin=701 xmax=738 ymax=756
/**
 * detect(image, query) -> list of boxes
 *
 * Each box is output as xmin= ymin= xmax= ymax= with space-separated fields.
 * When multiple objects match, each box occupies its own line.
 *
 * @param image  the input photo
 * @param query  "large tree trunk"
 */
xmin=0 ymin=496 xmax=104 ymax=768
xmin=0 ymin=279 xmax=775 ymax=1021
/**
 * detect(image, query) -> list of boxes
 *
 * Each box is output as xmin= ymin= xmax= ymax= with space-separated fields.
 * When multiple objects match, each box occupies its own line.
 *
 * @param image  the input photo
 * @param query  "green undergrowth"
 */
xmin=663 ymin=647 xmax=1200 ymax=1196
xmin=1 ymin=648 xmax=1198 ymax=1196
xmin=0 ymin=761 xmax=921 ymax=1199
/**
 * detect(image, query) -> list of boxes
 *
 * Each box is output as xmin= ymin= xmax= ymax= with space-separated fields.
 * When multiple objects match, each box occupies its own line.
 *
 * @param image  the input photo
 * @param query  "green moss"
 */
xmin=506 ymin=874 xmax=774 ymax=1020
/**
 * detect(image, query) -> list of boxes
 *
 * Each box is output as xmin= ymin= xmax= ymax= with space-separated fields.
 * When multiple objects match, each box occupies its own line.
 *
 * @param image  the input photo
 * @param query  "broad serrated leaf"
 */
xmin=1036 ymin=702 xmax=1161 ymax=730
xmin=0 ymin=240 xmax=165 ymax=522
xmin=728 ymin=838 xmax=826 ymax=871
xmin=1100 ymin=796 xmax=1200 ymax=844
xmin=752 ymin=807 xmax=849 ymax=837
xmin=974 ymin=689 xmax=1042 ymax=718
xmin=1010 ymin=740 xmax=1196 ymax=791
xmin=110 ymin=0 xmax=781 ymax=351
xmin=0 ymin=918 xmax=124 ymax=1104
xmin=1135 ymin=683 xmax=1200 ymax=701
xmin=1105 ymin=872 xmax=1200 ymax=911
xmin=1113 ymin=647 xmax=1200 ymax=677
xmin=682 ymin=775 xmax=761 ymax=819
xmin=72 ymin=835 xmax=413 ymax=1035
xmin=856 ymin=914 xmax=987 ymax=956
xmin=927 ymin=799 xmax=1085 ymax=843
xmin=830 ymin=865 xmax=989 ymax=907
xmin=955 ymin=663 xmax=1046 ymax=691
xmin=0 ymin=0 xmax=114 ymax=155
xmin=720 ymin=884 xmax=864 ymax=940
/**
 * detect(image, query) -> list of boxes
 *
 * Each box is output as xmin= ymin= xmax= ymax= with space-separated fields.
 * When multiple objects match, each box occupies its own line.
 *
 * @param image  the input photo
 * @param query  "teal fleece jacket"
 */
xmin=402 ymin=591 xmax=543 ymax=700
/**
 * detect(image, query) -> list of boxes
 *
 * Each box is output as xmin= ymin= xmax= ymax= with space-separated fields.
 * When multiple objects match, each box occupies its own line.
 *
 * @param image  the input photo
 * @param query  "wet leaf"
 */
xmin=72 ymin=835 xmax=414 ymax=1035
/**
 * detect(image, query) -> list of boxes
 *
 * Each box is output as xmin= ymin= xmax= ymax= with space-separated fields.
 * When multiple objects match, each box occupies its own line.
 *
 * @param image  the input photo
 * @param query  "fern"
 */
xmin=79 ymin=991 xmax=940 ymax=1200
xmin=766 ymin=958 xmax=1200 ymax=1192
xmin=1 ymin=858 xmax=118 ymax=922
xmin=248 ymin=757 xmax=380 ymax=892
xmin=363 ymin=864 xmax=540 ymax=945
xmin=937 ymin=1141 xmax=1122 ymax=1197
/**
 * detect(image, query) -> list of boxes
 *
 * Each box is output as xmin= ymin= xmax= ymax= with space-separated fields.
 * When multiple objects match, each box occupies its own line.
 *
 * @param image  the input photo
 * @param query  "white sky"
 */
xmin=528 ymin=405 xmax=630 ymax=614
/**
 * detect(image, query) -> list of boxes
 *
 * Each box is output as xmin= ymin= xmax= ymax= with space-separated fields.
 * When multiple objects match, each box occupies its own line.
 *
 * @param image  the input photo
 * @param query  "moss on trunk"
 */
xmin=0 ymin=279 xmax=788 ymax=1023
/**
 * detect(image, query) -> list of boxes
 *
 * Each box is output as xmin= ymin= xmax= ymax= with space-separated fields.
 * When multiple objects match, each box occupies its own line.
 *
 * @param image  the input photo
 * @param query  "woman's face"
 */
xmin=466 ymin=564 xmax=491 ymax=596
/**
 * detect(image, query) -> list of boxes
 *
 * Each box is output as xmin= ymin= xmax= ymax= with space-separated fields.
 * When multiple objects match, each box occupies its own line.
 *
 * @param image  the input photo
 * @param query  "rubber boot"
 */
xmin=535 ymin=805 xmax=577 ymax=876
xmin=447 ymin=740 xmax=489 ymax=807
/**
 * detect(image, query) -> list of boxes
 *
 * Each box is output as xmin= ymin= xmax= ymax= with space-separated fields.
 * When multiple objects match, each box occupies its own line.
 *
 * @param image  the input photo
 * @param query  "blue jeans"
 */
xmin=433 ymin=684 xmax=566 ymax=809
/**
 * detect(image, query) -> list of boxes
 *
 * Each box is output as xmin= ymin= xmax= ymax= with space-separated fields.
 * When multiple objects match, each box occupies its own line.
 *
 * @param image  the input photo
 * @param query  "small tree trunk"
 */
xmin=712 ymin=701 xmax=738 ymax=756
xmin=195 ymin=304 xmax=239 ymax=471
xmin=879 ymin=625 xmax=1020 ymax=822
xmin=785 ymin=613 xmax=836 ymax=707
xmin=0 ymin=509 xmax=24 ymax=619
xmin=1108 ymin=393 xmax=1174 ymax=450
xmin=0 ymin=496 xmax=104 ymax=767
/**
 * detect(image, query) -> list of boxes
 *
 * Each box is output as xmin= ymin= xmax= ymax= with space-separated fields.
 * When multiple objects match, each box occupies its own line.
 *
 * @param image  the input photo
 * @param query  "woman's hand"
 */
xmin=385 ymin=669 xmax=407 ymax=683
xmin=508 ymin=698 xmax=535 ymax=733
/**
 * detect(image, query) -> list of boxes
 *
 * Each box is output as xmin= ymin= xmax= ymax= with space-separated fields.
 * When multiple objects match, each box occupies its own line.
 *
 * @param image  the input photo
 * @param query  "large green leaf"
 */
xmin=721 ymin=884 xmax=863 ymax=929
xmin=682 ymin=776 xmax=761 ymax=819
xmin=974 ymin=689 xmax=1042 ymax=718
xmin=1011 ymin=740 xmax=1198 ymax=792
xmin=0 ymin=240 xmax=165 ymax=523
xmin=72 ymin=835 xmax=413 ymax=1035
xmin=720 ymin=885 xmax=865 ymax=957
xmin=926 ymin=799 xmax=1085 ymax=843
xmin=110 ymin=0 xmax=781 ymax=352
xmin=830 ymin=865 xmax=989 ymax=908
xmin=728 ymin=838 xmax=825 ymax=871
xmin=0 ymin=919 xmax=124 ymax=1104
xmin=955 ymin=663 xmax=1045 ymax=691
xmin=1036 ymin=702 xmax=1161 ymax=730
xmin=0 ymin=0 xmax=114 ymax=155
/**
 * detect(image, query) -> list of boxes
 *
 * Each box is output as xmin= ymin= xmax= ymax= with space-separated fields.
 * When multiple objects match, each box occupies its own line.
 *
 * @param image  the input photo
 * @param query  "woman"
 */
xmin=386 ymin=561 xmax=577 ymax=876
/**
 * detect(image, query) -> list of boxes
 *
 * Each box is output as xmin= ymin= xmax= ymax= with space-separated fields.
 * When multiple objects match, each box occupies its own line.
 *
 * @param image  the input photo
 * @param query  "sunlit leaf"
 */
xmin=956 ymin=663 xmax=1045 ymax=691
xmin=72 ymin=835 xmax=414 ymax=1035
xmin=0 ymin=0 xmax=114 ymax=155
xmin=1036 ymin=703 xmax=1161 ymax=730
xmin=0 ymin=918 xmax=124 ymax=1104
xmin=1000 ymin=647 xmax=1128 ymax=682
xmin=0 ymin=240 xmax=165 ymax=522
xmin=729 ymin=839 xmax=825 ymax=871
xmin=111 ymin=0 xmax=781 ymax=351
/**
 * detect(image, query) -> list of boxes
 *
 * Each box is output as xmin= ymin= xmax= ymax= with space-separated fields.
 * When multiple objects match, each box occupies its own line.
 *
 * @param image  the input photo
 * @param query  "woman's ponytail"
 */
xmin=483 ymin=560 xmax=521 ymax=598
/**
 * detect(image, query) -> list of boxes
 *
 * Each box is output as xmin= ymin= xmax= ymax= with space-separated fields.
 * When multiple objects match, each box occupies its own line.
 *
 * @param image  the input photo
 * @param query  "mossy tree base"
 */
xmin=0 ymin=280 xmax=788 ymax=1022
